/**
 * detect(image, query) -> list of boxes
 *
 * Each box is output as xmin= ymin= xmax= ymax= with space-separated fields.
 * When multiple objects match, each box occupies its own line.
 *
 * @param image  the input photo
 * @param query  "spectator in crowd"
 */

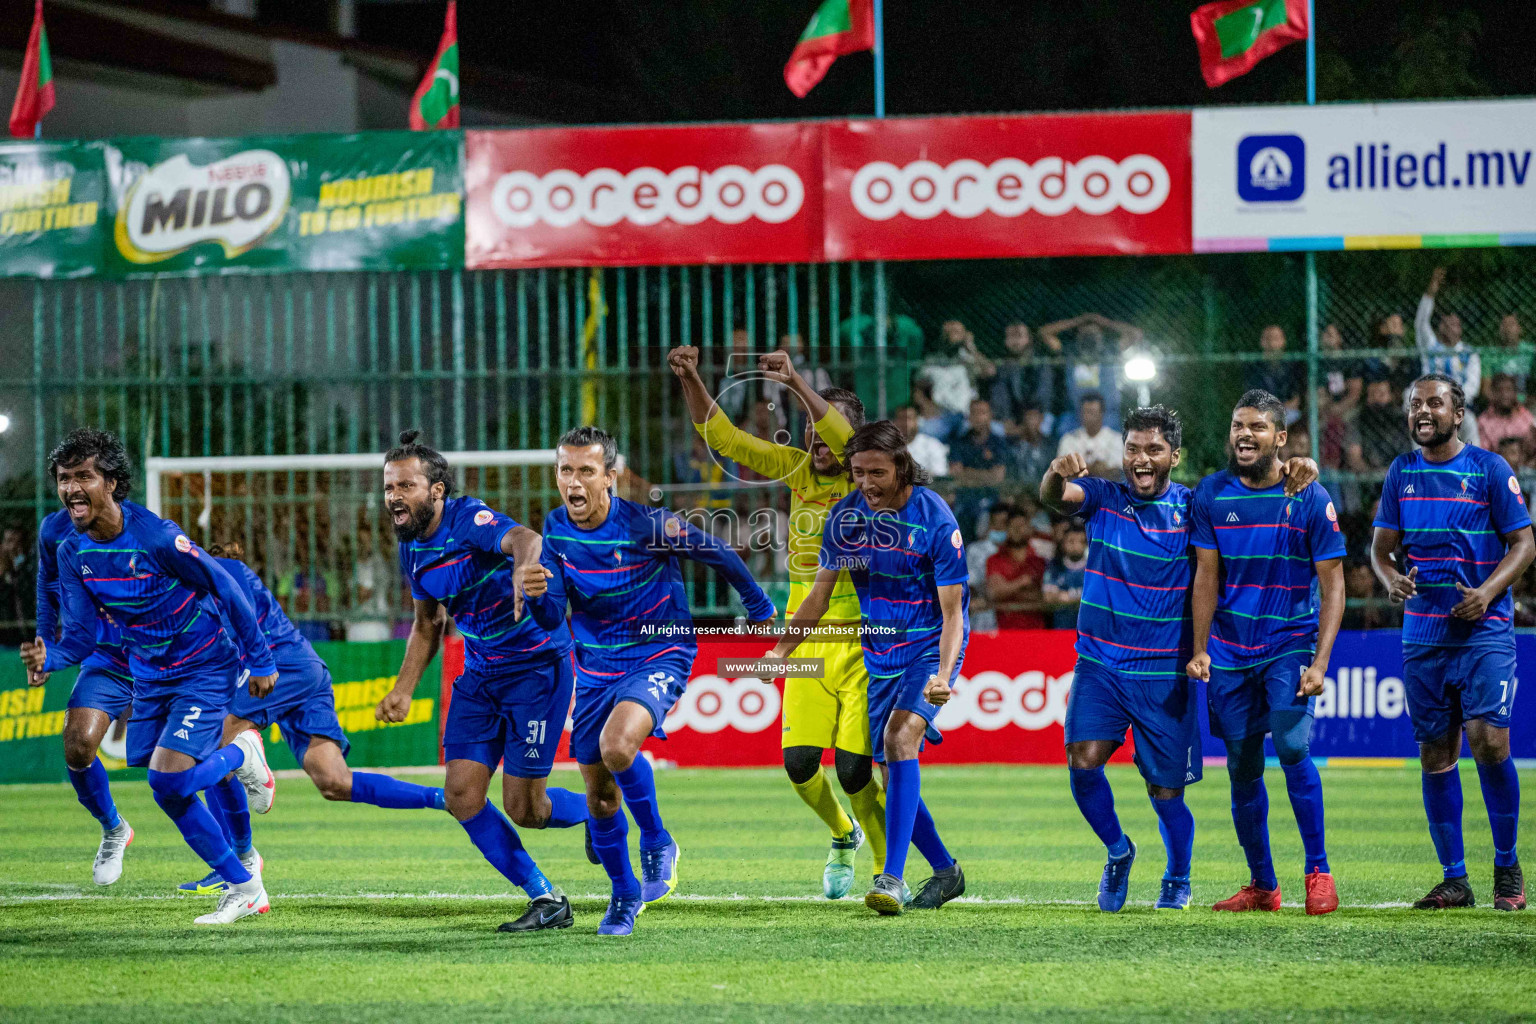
xmin=990 ymin=321 xmax=1055 ymax=437
xmin=896 ymin=403 xmax=949 ymax=478
xmin=1041 ymin=312 xmax=1140 ymax=430
xmin=1416 ymin=267 xmax=1482 ymax=415
xmin=1486 ymin=314 xmax=1533 ymax=398
xmin=967 ymin=504 xmax=1011 ymax=589
xmin=763 ymin=332 xmax=831 ymax=437
xmin=1345 ymin=375 xmax=1412 ymax=473
xmin=346 ymin=522 xmax=395 ymax=643
xmin=1042 ymin=522 xmax=1088 ymax=629
xmin=716 ymin=327 xmax=759 ymax=420
xmin=1477 ymin=373 xmax=1536 ymax=453
xmin=673 ymin=432 xmax=736 ymax=511
xmin=986 ymin=506 xmax=1048 ymax=630
xmin=949 ymin=398 xmax=1008 ymax=538
xmin=1362 ymin=312 xmax=1419 ymax=397
xmin=1317 ymin=322 xmax=1363 ymax=420
xmin=0 ymin=526 xmax=30 ymax=644
xmin=1341 ymin=558 xmax=1393 ymax=630
xmin=1055 ymin=393 xmax=1121 ymax=479
xmin=911 ymin=376 xmax=963 ymax=445
xmin=1013 ymin=493 xmax=1057 ymax=563
xmin=1498 ymin=437 xmax=1536 ymax=503
xmin=1244 ymin=325 xmax=1305 ymax=424
xmin=1281 ymin=425 xmax=1312 ymax=464
xmin=1009 ymin=404 xmax=1055 ymax=485
xmin=922 ymin=318 xmax=996 ymax=416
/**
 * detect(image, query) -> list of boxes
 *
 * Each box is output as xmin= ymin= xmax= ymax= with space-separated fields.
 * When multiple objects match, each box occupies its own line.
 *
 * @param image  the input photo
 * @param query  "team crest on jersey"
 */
xmin=950 ymin=528 xmax=963 ymax=550
xmin=1325 ymin=501 xmax=1337 ymax=522
xmin=1284 ymin=502 xmax=1292 ymax=519
xmin=128 ymin=554 xmax=137 ymax=573
xmin=614 ymin=548 xmax=623 ymax=563
xmin=1173 ymin=511 xmax=1181 ymax=525
xmin=174 ymin=534 xmax=193 ymax=555
xmin=474 ymin=509 xmax=494 ymax=526
xmin=1460 ymin=477 xmax=1470 ymax=494
xmin=1510 ymin=475 xmax=1522 ymax=496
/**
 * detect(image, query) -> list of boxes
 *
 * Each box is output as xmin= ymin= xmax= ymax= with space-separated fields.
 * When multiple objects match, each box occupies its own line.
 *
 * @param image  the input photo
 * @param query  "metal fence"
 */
xmin=1 ymin=246 xmax=1532 ymax=631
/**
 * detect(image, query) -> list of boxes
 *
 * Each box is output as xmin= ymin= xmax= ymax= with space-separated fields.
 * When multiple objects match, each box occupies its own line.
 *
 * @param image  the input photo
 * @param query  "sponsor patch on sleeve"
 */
xmin=174 ymin=534 xmax=194 ymax=555
xmin=664 ymin=515 xmax=682 ymax=539
xmin=1510 ymin=475 xmax=1522 ymax=496
xmin=1325 ymin=501 xmax=1337 ymax=522
xmin=950 ymin=528 xmax=963 ymax=550
xmin=474 ymin=509 xmax=495 ymax=526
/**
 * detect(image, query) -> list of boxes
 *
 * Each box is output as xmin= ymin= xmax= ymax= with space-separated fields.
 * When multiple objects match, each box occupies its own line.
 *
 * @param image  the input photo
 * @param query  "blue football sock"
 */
xmin=1281 ymin=758 xmax=1330 ymax=874
xmin=1229 ymin=775 xmax=1277 ymax=891
xmin=1069 ymin=766 xmax=1129 ymax=858
xmin=1151 ymin=792 xmax=1194 ymax=880
xmin=1422 ymin=768 xmax=1466 ymax=878
xmin=590 ymin=809 xmax=641 ymax=899
xmin=349 ymin=771 xmax=445 ymax=810
xmin=614 ymin=756 xmax=672 ymax=851
xmin=459 ymin=803 xmax=549 ymax=898
xmin=883 ymin=758 xmax=922 ymax=878
xmin=208 ymin=775 xmax=253 ymax=856
xmin=1476 ymin=758 xmax=1521 ymax=869
xmin=145 ymin=745 xmax=245 ymax=801
xmin=151 ymin=787 xmax=251 ymax=885
xmin=67 ymin=759 xmax=121 ymax=831
xmin=910 ymin=798 xmax=955 ymax=872
xmin=206 ymin=791 xmax=233 ymax=849
xmin=544 ymin=787 xmax=587 ymax=829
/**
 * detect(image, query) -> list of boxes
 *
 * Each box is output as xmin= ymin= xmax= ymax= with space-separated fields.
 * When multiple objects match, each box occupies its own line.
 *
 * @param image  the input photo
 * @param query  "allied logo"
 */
xmin=174 ymin=534 xmax=193 ymax=554
xmin=474 ymin=509 xmax=494 ymax=526
xmin=115 ymin=149 xmax=290 ymax=264
xmin=1236 ymin=134 xmax=1305 ymax=203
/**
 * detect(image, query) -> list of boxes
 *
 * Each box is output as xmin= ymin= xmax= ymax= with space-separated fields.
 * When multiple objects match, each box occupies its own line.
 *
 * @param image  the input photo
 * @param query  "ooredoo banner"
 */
xmin=1193 ymin=98 xmax=1536 ymax=251
xmin=464 ymin=123 xmax=824 ymax=268
xmin=822 ymin=112 xmax=1192 ymax=261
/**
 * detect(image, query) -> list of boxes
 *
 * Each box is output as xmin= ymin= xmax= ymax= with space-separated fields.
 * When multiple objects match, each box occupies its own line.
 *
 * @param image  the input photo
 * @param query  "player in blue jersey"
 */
xmin=521 ymin=425 xmax=777 ymax=936
xmin=768 ymin=421 xmax=970 ymax=916
xmin=1371 ymin=373 xmax=1533 ymax=911
xmin=373 ymin=431 xmax=587 ymax=934
xmin=176 ymin=540 xmax=448 ymax=895
xmin=1188 ymin=390 xmax=1347 ymax=916
xmin=1040 ymin=405 xmax=1203 ymax=913
xmin=21 ymin=429 xmax=280 ymax=925
xmin=35 ymin=507 xmax=137 ymax=885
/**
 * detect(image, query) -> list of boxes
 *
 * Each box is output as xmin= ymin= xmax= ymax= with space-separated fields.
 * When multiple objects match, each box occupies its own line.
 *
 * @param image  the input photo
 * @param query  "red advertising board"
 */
xmin=823 ymin=112 xmax=1192 ymax=261
xmin=464 ymin=123 xmax=825 ymax=268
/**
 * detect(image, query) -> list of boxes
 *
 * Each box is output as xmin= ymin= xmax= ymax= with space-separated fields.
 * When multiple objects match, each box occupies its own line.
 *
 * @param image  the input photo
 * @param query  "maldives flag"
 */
xmin=409 ymin=1 xmax=459 ymax=130
xmin=1190 ymin=0 xmax=1308 ymax=88
xmin=9 ymin=0 xmax=55 ymax=138
xmin=783 ymin=0 xmax=874 ymax=99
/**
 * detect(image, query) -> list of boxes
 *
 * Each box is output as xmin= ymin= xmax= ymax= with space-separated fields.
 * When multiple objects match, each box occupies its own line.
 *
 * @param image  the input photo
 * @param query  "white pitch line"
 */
xmin=0 ymin=889 xmax=1420 ymax=910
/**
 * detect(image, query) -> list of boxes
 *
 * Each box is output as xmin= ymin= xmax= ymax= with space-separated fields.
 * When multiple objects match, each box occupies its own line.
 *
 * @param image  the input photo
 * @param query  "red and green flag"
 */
xmin=409 ymin=1 xmax=459 ymax=130
xmin=1190 ymin=0 xmax=1309 ymax=88
xmin=9 ymin=0 xmax=55 ymax=139
xmin=783 ymin=0 xmax=874 ymax=99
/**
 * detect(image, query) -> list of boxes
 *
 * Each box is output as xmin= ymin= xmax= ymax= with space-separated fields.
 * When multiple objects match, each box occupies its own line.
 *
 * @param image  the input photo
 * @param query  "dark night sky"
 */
xmin=320 ymin=0 xmax=1536 ymax=124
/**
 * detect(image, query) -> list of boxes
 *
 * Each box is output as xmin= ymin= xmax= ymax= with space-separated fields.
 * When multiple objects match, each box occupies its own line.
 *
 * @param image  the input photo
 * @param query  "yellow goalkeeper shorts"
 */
xmin=780 ymin=637 xmax=870 ymax=755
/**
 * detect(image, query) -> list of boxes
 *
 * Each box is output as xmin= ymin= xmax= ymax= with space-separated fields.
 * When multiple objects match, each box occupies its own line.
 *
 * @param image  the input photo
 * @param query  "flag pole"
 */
xmin=1304 ymin=0 xmax=1319 ymax=461
xmin=872 ymin=0 xmax=888 ymax=414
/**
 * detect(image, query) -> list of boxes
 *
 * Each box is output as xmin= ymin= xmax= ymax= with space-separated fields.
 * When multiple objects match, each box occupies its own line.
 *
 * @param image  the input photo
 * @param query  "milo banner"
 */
xmin=0 ymin=640 xmax=441 ymax=785
xmin=0 ymin=140 xmax=107 ymax=278
xmin=105 ymin=131 xmax=463 ymax=275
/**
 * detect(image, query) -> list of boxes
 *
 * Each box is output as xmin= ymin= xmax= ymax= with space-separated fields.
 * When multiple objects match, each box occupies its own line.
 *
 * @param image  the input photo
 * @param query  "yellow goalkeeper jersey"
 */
xmin=697 ymin=406 xmax=861 ymax=621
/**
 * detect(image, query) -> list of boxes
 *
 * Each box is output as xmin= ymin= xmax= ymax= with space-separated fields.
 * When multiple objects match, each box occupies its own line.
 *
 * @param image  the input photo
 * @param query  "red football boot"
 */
xmin=1304 ymin=869 xmax=1339 ymax=915
xmin=1213 ymin=880 xmax=1282 ymax=912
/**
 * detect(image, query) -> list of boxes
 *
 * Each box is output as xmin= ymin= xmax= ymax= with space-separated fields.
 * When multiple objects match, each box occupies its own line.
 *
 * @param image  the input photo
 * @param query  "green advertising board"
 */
xmin=0 ymin=140 xmax=107 ymax=278
xmin=105 ymin=131 xmax=463 ymax=276
xmin=0 ymin=640 xmax=441 ymax=785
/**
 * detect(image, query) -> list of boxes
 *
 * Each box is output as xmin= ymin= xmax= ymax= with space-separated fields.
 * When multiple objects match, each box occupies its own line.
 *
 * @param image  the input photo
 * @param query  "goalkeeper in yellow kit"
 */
xmin=668 ymin=344 xmax=884 ymax=898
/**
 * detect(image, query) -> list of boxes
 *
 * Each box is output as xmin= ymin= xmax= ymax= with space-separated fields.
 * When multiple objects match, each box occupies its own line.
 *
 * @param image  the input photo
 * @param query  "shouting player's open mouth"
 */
xmin=1128 ymin=462 xmax=1158 ymax=491
xmin=1413 ymin=413 xmax=1437 ymax=443
xmin=64 ymin=491 xmax=93 ymax=526
xmin=1232 ymin=438 xmax=1259 ymax=464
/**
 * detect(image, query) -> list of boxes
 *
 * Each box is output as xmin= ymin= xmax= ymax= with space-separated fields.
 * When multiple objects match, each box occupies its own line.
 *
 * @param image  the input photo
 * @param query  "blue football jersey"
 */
xmin=532 ymin=496 xmax=776 ymax=677
xmin=398 ymin=494 xmax=573 ymax=675
xmin=44 ymin=501 xmax=274 ymax=682
xmin=36 ymin=509 xmax=129 ymax=674
xmin=216 ymin=556 xmax=312 ymax=667
xmin=1374 ymin=444 xmax=1532 ymax=648
xmin=1072 ymin=477 xmax=1193 ymax=677
xmin=818 ymin=485 xmax=970 ymax=680
xmin=1191 ymin=472 xmax=1347 ymax=670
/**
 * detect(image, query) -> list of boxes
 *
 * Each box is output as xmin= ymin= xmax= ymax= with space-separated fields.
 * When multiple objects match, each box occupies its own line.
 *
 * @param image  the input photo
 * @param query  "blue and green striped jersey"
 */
xmin=1373 ymin=445 xmax=1532 ymax=648
xmin=36 ymin=508 xmax=128 ymax=675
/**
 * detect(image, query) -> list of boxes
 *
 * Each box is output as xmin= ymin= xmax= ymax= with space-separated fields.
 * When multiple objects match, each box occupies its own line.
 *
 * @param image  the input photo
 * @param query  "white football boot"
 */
xmin=231 ymin=729 xmax=276 ymax=814
xmin=92 ymin=820 xmax=133 ymax=886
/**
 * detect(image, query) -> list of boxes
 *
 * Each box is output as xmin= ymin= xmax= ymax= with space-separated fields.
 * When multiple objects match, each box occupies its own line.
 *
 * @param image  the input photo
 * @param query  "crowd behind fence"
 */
xmin=1 ymin=245 xmax=1534 ymax=636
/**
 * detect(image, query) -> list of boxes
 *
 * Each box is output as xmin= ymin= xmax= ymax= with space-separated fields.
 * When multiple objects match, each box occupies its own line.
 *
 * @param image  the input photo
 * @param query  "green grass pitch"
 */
xmin=3 ymin=764 xmax=1534 ymax=1023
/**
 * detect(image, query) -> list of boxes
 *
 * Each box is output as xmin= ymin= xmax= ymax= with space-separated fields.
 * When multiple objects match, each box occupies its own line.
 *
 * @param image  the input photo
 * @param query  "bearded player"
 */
xmin=374 ymin=431 xmax=587 ymax=933
xmin=668 ymin=343 xmax=883 ymax=899
xmin=522 ymin=425 xmax=776 ymax=936
xmin=1188 ymin=390 xmax=1346 ymax=916
xmin=769 ymin=421 xmax=970 ymax=916
xmin=1371 ymin=374 xmax=1531 ymax=911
